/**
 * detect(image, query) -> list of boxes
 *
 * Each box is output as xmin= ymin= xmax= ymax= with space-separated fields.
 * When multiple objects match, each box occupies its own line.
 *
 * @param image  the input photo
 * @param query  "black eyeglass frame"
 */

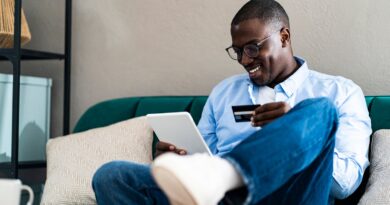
xmin=225 ymin=29 xmax=282 ymax=61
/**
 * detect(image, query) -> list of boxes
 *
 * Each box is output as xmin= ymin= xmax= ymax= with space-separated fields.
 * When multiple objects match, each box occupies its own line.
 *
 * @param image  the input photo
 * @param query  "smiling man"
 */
xmin=92 ymin=1 xmax=371 ymax=205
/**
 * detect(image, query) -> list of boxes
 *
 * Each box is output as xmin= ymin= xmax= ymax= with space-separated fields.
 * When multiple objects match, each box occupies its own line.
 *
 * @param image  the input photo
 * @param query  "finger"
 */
xmin=252 ymin=119 xmax=274 ymax=127
xmin=174 ymin=148 xmax=187 ymax=155
xmin=254 ymin=102 xmax=286 ymax=114
xmin=156 ymin=142 xmax=172 ymax=151
xmin=252 ymin=108 xmax=285 ymax=122
xmin=155 ymin=149 xmax=176 ymax=158
xmin=156 ymin=141 xmax=175 ymax=151
xmin=178 ymin=149 xmax=187 ymax=155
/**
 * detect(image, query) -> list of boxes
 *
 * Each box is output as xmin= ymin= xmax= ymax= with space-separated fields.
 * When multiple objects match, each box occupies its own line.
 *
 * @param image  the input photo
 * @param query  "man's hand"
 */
xmin=155 ymin=141 xmax=187 ymax=158
xmin=251 ymin=101 xmax=291 ymax=127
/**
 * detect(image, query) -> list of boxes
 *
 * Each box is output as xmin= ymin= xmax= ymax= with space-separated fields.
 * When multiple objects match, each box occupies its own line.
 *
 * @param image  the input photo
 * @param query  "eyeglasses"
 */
xmin=225 ymin=31 xmax=279 ymax=61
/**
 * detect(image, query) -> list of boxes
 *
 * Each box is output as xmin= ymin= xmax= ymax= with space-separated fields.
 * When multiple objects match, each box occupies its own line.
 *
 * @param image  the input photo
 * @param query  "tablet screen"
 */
xmin=146 ymin=112 xmax=212 ymax=155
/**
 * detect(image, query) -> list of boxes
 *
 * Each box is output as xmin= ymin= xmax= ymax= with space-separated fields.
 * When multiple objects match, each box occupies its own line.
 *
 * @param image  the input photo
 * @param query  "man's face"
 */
xmin=230 ymin=18 xmax=290 ymax=87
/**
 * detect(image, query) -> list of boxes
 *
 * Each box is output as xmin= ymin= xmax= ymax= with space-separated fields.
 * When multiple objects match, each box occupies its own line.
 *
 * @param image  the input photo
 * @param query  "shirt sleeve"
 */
xmin=331 ymin=80 xmax=372 ymax=199
xmin=197 ymin=94 xmax=218 ymax=155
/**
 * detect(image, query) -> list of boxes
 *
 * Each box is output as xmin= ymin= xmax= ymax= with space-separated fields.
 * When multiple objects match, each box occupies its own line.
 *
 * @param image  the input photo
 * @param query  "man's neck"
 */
xmin=269 ymin=56 xmax=299 ymax=88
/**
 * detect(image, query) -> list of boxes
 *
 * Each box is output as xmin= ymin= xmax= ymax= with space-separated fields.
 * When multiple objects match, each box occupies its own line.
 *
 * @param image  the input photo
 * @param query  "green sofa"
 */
xmin=73 ymin=96 xmax=390 ymax=205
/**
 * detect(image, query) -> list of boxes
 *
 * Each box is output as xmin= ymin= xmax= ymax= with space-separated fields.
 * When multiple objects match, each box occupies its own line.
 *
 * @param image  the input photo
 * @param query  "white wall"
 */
xmin=284 ymin=0 xmax=390 ymax=94
xmin=1 ymin=0 xmax=389 ymax=137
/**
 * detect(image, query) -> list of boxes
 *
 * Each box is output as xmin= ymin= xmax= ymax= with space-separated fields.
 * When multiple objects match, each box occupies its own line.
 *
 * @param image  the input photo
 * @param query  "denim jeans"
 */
xmin=92 ymin=97 xmax=338 ymax=205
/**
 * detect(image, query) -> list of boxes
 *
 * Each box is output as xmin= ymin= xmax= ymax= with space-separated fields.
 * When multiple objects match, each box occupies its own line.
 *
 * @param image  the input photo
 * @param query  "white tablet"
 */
xmin=146 ymin=112 xmax=212 ymax=155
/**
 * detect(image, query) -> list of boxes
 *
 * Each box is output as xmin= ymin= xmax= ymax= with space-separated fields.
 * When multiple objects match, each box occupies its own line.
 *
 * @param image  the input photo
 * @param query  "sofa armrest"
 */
xmin=358 ymin=129 xmax=390 ymax=204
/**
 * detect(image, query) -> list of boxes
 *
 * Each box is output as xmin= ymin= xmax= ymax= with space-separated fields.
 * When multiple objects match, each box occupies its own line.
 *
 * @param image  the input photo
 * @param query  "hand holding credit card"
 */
xmin=232 ymin=104 xmax=261 ymax=122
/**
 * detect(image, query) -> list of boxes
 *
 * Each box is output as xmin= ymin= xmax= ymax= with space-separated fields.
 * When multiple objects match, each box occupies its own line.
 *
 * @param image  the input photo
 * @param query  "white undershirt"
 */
xmin=258 ymin=86 xmax=275 ymax=105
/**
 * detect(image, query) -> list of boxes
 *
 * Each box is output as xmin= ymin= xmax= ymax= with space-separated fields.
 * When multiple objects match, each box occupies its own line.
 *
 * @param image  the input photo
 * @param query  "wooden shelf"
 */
xmin=0 ymin=48 xmax=65 ymax=61
xmin=0 ymin=161 xmax=46 ymax=169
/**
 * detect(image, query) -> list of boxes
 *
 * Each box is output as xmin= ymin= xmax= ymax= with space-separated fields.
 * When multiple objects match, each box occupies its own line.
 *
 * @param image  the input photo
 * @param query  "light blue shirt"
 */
xmin=197 ymin=57 xmax=372 ymax=199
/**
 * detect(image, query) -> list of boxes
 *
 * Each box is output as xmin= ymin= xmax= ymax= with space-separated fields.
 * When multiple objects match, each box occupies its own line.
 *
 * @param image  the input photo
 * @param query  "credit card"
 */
xmin=232 ymin=104 xmax=261 ymax=122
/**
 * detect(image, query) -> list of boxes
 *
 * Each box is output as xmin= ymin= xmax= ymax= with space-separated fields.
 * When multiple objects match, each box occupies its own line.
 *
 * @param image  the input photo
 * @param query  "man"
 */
xmin=92 ymin=0 xmax=371 ymax=205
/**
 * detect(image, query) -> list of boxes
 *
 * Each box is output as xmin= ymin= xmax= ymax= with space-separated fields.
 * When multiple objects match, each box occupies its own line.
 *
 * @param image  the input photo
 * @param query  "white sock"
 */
xmin=152 ymin=153 xmax=244 ymax=205
xmin=213 ymin=156 xmax=244 ymax=191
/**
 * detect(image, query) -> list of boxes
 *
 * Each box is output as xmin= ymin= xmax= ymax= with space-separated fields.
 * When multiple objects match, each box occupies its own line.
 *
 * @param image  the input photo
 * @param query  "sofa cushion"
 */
xmin=40 ymin=116 xmax=153 ymax=205
xmin=358 ymin=129 xmax=390 ymax=205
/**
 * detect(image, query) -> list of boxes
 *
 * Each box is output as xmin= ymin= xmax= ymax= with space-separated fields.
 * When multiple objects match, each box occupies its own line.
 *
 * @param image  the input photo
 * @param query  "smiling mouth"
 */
xmin=249 ymin=66 xmax=261 ymax=73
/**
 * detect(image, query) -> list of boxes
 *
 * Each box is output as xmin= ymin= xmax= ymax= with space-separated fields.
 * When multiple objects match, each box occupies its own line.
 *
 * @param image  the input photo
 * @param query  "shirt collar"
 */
xmin=246 ymin=56 xmax=309 ymax=102
xmin=276 ymin=57 xmax=309 ymax=97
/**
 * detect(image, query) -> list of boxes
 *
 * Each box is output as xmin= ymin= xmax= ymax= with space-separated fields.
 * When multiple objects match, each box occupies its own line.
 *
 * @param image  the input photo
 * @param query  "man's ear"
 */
xmin=280 ymin=27 xmax=290 ymax=47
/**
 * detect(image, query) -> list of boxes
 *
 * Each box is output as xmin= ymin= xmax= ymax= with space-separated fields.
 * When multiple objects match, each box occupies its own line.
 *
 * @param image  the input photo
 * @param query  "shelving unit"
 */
xmin=0 ymin=0 xmax=72 ymax=179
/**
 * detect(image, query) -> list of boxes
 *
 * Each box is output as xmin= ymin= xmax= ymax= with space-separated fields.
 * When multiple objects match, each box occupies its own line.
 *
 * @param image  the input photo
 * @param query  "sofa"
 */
xmin=42 ymin=96 xmax=390 ymax=204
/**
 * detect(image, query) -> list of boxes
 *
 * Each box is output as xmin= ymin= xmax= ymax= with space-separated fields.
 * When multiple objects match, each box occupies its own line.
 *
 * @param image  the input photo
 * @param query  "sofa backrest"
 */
xmin=366 ymin=96 xmax=390 ymax=132
xmin=74 ymin=96 xmax=390 ymax=134
xmin=73 ymin=96 xmax=208 ymax=133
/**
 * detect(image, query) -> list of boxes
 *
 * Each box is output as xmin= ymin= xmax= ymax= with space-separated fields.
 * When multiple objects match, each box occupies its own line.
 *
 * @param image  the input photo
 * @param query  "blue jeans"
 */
xmin=92 ymin=97 xmax=338 ymax=205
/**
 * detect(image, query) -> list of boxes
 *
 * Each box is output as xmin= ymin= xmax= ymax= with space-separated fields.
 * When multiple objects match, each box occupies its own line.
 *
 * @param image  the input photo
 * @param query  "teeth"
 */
xmin=249 ymin=66 xmax=260 ymax=73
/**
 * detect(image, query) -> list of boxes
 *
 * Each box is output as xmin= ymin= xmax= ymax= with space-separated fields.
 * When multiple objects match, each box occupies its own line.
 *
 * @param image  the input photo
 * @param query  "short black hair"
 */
xmin=231 ymin=0 xmax=289 ymax=31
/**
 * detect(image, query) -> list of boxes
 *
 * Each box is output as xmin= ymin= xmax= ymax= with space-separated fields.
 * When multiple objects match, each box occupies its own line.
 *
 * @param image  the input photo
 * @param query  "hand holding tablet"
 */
xmin=146 ymin=112 xmax=212 ymax=155
xmin=155 ymin=141 xmax=187 ymax=157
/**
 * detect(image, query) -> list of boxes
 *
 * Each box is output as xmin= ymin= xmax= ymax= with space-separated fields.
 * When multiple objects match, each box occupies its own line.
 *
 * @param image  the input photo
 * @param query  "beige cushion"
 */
xmin=359 ymin=129 xmax=390 ymax=205
xmin=40 ymin=116 xmax=153 ymax=205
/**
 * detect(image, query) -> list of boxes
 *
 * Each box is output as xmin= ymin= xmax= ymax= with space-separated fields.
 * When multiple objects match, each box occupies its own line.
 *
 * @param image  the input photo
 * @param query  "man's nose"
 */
xmin=239 ymin=53 xmax=254 ymax=66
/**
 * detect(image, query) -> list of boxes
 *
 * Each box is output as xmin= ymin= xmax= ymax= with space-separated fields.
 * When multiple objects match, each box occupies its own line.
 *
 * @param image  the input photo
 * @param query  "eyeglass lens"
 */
xmin=227 ymin=44 xmax=259 ymax=60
